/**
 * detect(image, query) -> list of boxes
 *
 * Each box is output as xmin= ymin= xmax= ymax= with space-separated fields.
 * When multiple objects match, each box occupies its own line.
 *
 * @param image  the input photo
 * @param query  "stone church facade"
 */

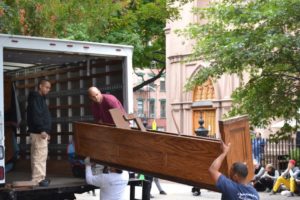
xmin=165 ymin=0 xmax=242 ymax=137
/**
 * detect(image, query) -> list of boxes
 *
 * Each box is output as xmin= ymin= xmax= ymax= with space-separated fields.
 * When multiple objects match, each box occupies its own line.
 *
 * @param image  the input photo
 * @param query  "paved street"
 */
xmin=75 ymin=180 xmax=296 ymax=200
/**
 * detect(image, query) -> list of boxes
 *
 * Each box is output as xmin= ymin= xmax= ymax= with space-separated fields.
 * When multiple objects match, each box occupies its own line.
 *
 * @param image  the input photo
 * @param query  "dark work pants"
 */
xmin=254 ymin=178 xmax=274 ymax=191
xmin=144 ymin=175 xmax=153 ymax=198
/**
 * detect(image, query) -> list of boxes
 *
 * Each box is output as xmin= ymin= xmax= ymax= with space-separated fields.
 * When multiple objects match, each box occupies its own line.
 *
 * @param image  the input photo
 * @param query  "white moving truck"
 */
xmin=0 ymin=34 xmax=133 ymax=200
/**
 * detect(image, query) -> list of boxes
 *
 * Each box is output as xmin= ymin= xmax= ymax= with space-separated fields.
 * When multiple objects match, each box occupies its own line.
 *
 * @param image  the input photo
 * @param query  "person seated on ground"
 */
xmin=84 ymin=157 xmax=129 ymax=200
xmin=296 ymin=169 xmax=300 ymax=194
xmin=254 ymin=163 xmax=279 ymax=192
xmin=208 ymin=141 xmax=259 ymax=200
xmin=252 ymin=159 xmax=265 ymax=182
xmin=270 ymin=159 xmax=299 ymax=197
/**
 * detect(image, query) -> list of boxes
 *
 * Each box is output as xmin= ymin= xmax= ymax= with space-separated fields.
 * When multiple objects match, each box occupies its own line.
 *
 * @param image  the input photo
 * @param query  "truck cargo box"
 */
xmin=0 ymin=34 xmax=133 ymax=199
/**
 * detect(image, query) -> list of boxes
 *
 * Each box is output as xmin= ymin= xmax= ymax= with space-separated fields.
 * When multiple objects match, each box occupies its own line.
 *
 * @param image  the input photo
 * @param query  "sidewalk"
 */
xmin=75 ymin=181 xmax=295 ymax=200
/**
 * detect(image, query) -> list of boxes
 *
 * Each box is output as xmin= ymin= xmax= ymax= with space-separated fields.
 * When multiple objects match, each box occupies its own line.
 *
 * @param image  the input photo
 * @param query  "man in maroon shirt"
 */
xmin=87 ymin=86 xmax=125 ymax=125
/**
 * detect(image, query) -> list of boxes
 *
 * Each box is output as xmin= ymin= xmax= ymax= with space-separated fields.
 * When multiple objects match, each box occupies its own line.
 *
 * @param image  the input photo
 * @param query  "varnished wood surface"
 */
xmin=109 ymin=108 xmax=146 ymax=132
xmin=219 ymin=115 xmax=254 ymax=183
xmin=74 ymin=122 xmax=224 ymax=190
xmin=74 ymin=116 xmax=253 ymax=191
xmin=5 ymin=126 xmax=14 ymax=163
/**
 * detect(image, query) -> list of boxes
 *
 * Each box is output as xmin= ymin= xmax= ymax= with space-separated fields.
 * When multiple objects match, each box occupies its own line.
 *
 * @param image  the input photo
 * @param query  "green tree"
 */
xmin=0 ymin=0 xmax=190 ymax=89
xmin=182 ymin=0 xmax=300 ymax=138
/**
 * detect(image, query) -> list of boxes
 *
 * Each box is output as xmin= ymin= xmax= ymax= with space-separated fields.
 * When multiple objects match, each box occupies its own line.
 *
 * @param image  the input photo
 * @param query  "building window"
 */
xmin=135 ymin=72 xmax=144 ymax=92
xmin=160 ymin=99 xmax=166 ymax=118
xmin=149 ymin=82 xmax=156 ymax=91
xmin=147 ymin=73 xmax=156 ymax=91
xmin=193 ymin=79 xmax=214 ymax=101
xmin=137 ymin=76 xmax=143 ymax=84
xmin=137 ymin=99 xmax=144 ymax=117
xmin=160 ymin=77 xmax=165 ymax=92
xmin=149 ymin=99 xmax=155 ymax=118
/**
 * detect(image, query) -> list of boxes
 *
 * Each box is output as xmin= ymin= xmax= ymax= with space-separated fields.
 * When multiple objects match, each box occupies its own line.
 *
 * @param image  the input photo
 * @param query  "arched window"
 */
xmin=193 ymin=79 xmax=215 ymax=101
xmin=192 ymin=79 xmax=216 ymax=137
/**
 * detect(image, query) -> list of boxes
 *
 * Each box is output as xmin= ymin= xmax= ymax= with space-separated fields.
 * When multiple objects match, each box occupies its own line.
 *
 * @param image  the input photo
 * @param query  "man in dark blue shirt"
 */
xmin=252 ymin=132 xmax=265 ymax=163
xmin=208 ymin=141 xmax=259 ymax=200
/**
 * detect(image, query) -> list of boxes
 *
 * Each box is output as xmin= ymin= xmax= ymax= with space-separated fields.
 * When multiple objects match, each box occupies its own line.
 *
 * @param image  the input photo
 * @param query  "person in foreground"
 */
xmin=85 ymin=157 xmax=129 ymax=200
xmin=208 ymin=141 xmax=259 ymax=200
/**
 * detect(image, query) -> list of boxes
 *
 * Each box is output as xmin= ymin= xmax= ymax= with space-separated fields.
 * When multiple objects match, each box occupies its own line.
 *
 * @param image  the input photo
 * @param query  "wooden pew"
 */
xmin=73 ymin=115 xmax=253 ymax=191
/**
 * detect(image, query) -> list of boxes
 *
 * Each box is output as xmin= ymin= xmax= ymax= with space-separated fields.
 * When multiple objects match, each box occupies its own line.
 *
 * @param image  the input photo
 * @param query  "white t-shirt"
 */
xmin=85 ymin=165 xmax=129 ymax=200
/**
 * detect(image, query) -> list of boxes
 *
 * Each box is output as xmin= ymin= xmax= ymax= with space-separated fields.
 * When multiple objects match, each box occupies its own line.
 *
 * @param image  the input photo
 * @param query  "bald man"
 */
xmin=87 ymin=86 xmax=125 ymax=125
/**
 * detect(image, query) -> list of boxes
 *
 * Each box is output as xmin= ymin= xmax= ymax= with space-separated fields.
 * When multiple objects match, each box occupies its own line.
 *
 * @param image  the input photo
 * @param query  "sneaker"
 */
xmin=193 ymin=191 xmax=201 ymax=196
xmin=191 ymin=187 xmax=195 ymax=193
xmin=39 ymin=179 xmax=50 ymax=187
xmin=265 ymin=188 xmax=271 ymax=193
xmin=285 ymin=192 xmax=294 ymax=197
xmin=269 ymin=191 xmax=276 ymax=195
xmin=159 ymin=191 xmax=167 ymax=195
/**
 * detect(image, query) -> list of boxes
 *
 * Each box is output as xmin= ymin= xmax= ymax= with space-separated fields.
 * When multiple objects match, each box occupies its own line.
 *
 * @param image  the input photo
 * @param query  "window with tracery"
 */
xmin=193 ymin=79 xmax=215 ymax=101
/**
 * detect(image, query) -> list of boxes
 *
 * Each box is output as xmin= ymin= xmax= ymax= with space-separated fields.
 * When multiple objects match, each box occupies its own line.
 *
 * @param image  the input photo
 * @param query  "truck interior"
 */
xmin=3 ymin=47 xmax=125 ymax=197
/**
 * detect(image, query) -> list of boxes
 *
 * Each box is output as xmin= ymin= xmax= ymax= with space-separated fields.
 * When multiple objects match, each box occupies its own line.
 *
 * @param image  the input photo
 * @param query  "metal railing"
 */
xmin=252 ymin=138 xmax=300 ymax=172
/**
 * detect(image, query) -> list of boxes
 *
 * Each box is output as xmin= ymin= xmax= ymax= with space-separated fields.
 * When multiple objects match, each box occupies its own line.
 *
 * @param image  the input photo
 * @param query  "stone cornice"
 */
xmin=170 ymin=99 xmax=233 ymax=110
xmin=168 ymin=54 xmax=194 ymax=64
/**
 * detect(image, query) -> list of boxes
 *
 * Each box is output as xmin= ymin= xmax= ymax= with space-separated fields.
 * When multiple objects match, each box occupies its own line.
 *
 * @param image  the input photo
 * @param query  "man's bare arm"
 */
xmin=208 ymin=141 xmax=231 ymax=184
